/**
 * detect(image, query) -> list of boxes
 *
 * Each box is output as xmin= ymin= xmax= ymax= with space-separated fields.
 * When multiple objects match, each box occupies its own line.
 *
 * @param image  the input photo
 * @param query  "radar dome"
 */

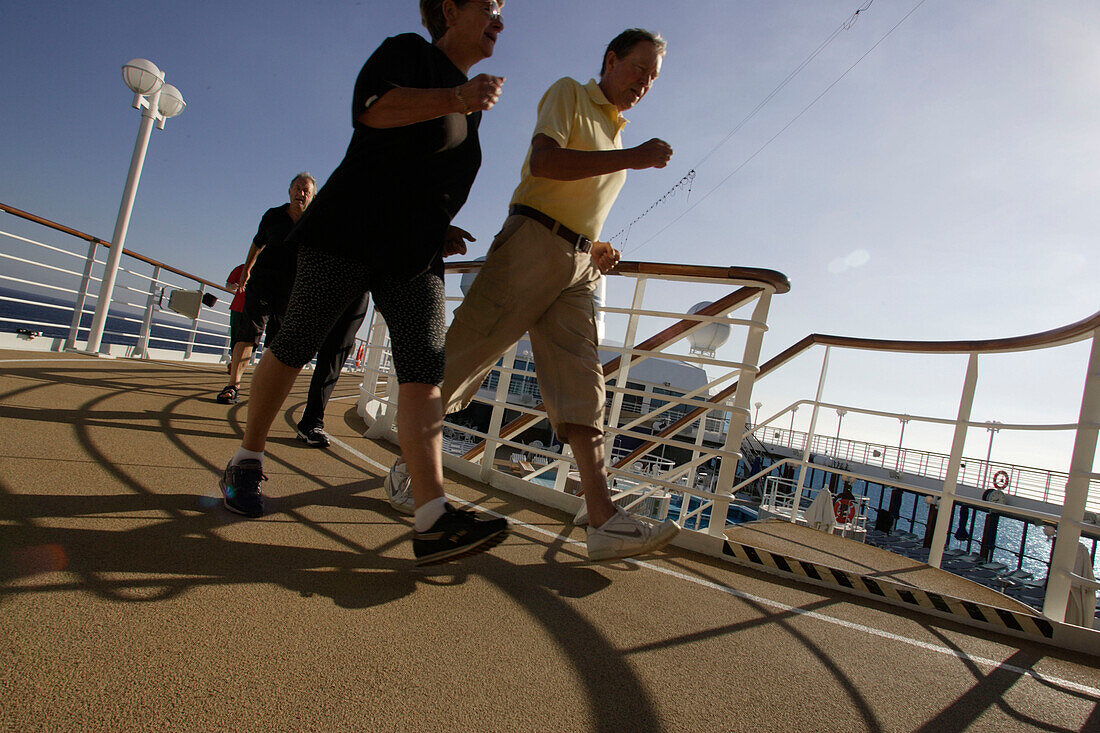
xmin=686 ymin=301 xmax=731 ymax=356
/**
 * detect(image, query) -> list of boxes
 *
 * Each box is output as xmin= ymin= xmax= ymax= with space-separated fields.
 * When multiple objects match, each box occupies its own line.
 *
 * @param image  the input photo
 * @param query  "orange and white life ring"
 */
xmin=992 ymin=470 xmax=1009 ymax=490
xmin=354 ymin=343 xmax=366 ymax=368
xmin=834 ymin=497 xmax=857 ymax=524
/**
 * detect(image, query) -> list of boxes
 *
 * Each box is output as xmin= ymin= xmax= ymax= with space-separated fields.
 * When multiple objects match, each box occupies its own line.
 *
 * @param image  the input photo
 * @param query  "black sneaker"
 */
xmin=218 ymin=459 xmax=266 ymax=517
xmin=296 ymin=426 xmax=331 ymax=448
xmin=216 ymin=385 xmax=239 ymax=404
xmin=413 ymin=504 xmax=508 ymax=566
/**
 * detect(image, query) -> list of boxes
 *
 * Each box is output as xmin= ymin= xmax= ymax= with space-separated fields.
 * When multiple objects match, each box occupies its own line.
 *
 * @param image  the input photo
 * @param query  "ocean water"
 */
xmin=791 ymin=463 xmax=1098 ymax=583
xmin=0 ymin=285 xmax=228 ymax=355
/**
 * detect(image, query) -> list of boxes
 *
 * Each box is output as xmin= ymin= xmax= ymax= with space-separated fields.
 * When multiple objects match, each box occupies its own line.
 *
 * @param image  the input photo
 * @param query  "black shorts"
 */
xmin=228 ymin=310 xmax=258 ymax=348
xmin=233 ymin=281 xmax=288 ymax=349
xmin=270 ymin=247 xmax=446 ymax=386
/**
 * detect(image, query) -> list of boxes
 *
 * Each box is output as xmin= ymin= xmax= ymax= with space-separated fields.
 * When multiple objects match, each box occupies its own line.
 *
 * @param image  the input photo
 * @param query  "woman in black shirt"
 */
xmin=219 ymin=0 xmax=508 ymax=565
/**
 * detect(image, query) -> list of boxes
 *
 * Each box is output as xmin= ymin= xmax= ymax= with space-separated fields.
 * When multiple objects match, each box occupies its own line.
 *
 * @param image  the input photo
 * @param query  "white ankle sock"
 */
xmin=231 ymin=448 xmax=264 ymax=466
xmin=414 ymin=496 xmax=449 ymax=532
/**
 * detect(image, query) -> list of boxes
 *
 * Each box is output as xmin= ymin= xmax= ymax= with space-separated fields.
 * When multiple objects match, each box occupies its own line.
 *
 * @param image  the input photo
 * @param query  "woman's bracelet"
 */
xmin=454 ymin=86 xmax=470 ymax=114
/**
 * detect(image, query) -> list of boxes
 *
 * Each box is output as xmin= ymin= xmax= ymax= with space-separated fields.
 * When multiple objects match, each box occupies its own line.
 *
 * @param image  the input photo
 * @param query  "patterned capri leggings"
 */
xmin=269 ymin=247 xmax=446 ymax=386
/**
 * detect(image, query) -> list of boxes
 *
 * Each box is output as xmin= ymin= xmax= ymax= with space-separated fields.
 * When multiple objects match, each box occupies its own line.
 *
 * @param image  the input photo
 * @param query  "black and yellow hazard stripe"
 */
xmin=721 ymin=538 xmax=1054 ymax=639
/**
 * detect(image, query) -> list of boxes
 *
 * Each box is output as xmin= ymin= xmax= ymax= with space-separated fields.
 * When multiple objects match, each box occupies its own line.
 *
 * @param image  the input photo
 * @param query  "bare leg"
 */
xmin=395 ymin=382 xmax=447 ymax=508
xmin=558 ymin=423 xmax=616 ymax=528
xmin=241 ymin=350 xmax=302 ymax=452
xmin=228 ymin=342 xmax=254 ymax=387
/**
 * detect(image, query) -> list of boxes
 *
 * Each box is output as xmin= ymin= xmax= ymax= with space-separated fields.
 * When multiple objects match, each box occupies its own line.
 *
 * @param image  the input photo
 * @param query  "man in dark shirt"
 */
xmin=217 ymin=172 xmax=368 ymax=448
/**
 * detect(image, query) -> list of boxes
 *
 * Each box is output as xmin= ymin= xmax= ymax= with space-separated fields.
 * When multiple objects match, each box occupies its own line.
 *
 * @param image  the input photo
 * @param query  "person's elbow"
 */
xmin=529 ymin=149 xmax=552 ymax=178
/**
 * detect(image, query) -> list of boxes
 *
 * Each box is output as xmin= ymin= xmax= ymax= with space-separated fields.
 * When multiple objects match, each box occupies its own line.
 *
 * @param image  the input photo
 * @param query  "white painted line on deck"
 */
xmin=329 ymin=435 xmax=1100 ymax=698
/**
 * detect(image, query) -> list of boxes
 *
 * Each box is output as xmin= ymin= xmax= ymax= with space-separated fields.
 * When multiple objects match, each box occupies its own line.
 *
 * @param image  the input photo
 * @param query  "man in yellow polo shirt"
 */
xmin=387 ymin=28 xmax=679 ymax=561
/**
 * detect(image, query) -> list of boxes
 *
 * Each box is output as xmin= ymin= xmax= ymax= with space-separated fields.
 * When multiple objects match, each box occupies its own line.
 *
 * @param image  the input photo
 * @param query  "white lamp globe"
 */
xmin=157 ymin=84 xmax=186 ymax=118
xmin=121 ymin=58 xmax=163 ymax=95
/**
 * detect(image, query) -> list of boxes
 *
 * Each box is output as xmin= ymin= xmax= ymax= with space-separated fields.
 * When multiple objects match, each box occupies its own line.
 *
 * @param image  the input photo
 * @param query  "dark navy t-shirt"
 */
xmin=248 ymin=204 xmax=297 ymax=296
xmin=289 ymin=33 xmax=482 ymax=280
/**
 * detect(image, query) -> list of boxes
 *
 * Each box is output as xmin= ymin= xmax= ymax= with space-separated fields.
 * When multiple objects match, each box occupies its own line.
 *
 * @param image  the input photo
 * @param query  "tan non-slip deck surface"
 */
xmin=1 ymin=350 xmax=1097 ymax=732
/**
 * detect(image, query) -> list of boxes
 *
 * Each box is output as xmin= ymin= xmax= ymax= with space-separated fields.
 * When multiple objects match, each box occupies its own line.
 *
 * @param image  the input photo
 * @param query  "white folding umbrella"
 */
xmin=805 ymin=488 xmax=837 ymax=533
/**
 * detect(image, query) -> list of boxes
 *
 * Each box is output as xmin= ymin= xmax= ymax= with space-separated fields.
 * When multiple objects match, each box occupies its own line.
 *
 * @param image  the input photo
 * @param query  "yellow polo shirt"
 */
xmin=509 ymin=78 xmax=628 ymax=242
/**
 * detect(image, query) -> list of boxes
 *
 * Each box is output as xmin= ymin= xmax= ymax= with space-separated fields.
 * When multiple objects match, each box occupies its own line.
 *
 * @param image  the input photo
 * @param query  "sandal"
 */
xmin=216 ymin=385 xmax=239 ymax=404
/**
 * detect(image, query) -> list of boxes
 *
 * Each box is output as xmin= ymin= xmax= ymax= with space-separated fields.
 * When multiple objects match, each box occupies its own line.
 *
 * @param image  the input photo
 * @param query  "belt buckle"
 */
xmin=577 ymin=236 xmax=592 ymax=253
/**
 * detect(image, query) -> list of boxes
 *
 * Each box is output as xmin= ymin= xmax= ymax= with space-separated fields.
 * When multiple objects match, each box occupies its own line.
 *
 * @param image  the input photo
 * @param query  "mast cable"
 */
xmin=608 ymin=0 xmax=876 ymax=247
xmin=617 ymin=0 xmax=931 ymax=256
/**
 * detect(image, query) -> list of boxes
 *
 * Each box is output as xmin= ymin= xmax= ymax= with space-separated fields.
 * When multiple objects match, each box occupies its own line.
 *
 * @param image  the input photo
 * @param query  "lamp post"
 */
xmin=753 ymin=401 xmax=763 ymax=428
xmin=85 ymin=59 xmax=185 ymax=354
xmin=981 ymin=420 xmax=1002 ymax=489
xmin=834 ymin=407 xmax=847 ymax=456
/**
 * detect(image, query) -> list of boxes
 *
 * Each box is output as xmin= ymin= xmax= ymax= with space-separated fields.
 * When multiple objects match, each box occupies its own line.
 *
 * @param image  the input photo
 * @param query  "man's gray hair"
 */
xmin=600 ymin=28 xmax=667 ymax=76
xmin=291 ymin=172 xmax=316 ymax=189
xmin=421 ymin=0 xmax=505 ymax=42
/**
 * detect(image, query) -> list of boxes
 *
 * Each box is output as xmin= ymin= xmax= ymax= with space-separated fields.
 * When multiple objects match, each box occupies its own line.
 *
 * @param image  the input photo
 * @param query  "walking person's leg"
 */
xmin=218 ymin=307 xmax=264 ymax=405
xmin=296 ymin=292 xmax=369 ymax=447
xmin=219 ymin=248 xmax=363 ymax=517
xmin=384 ymin=217 xmax=566 ymax=514
xmin=528 ymin=260 xmax=680 ymax=561
xmin=372 ymin=270 xmax=507 ymax=565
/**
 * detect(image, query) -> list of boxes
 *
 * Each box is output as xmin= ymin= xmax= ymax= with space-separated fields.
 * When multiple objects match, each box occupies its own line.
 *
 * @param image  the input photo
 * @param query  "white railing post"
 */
xmin=361 ymin=307 xmax=388 ymax=397
xmin=67 ymin=240 xmax=99 ymax=350
xmin=928 ymin=353 xmax=980 ymax=568
xmin=182 ymin=283 xmax=204 ymax=359
xmin=791 ymin=346 xmax=830 ymax=522
xmin=133 ymin=265 xmax=160 ymax=358
xmin=1044 ymin=329 xmax=1100 ymax=623
xmin=708 ymin=290 xmax=771 ymax=535
xmin=357 ymin=307 xmax=397 ymax=436
xmin=480 ymin=342 xmax=519 ymax=482
xmin=605 ymin=276 xmax=647 ymax=439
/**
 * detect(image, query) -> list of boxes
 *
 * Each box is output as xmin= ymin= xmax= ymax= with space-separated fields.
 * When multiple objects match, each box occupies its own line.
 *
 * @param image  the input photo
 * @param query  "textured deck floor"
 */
xmin=2 ymin=350 xmax=1098 ymax=732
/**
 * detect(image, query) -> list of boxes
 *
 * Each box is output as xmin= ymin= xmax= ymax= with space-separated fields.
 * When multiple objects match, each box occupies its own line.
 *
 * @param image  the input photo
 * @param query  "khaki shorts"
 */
xmin=442 ymin=215 xmax=605 ymax=434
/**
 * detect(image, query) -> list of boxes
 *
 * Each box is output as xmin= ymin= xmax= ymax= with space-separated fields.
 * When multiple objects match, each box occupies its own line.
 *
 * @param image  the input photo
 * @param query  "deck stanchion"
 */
xmin=67 ymin=240 xmax=100 ymax=350
xmin=1044 ymin=329 xmax=1100 ymax=623
xmin=133 ymin=265 xmax=160 ymax=358
xmin=792 ymin=346 xmax=831 ymax=523
xmin=605 ymin=277 xmax=648 ymax=451
xmin=480 ymin=342 xmax=519 ymax=483
xmin=708 ymin=290 xmax=771 ymax=535
xmin=928 ymin=352 xmax=979 ymax=569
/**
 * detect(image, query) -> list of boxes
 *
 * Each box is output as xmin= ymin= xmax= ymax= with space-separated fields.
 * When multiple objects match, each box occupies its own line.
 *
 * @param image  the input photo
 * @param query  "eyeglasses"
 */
xmin=471 ymin=0 xmax=502 ymax=22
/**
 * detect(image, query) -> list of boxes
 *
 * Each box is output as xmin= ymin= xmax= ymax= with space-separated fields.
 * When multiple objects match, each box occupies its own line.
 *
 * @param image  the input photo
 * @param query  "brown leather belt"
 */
xmin=509 ymin=204 xmax=592 ymax=253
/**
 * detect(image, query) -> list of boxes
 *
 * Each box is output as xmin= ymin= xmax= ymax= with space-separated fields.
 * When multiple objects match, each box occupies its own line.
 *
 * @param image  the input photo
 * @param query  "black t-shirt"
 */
xmin=248 ymin=204 xmax=297 ymax=297
xmin=288 ymin=33 xmax=482 ymax=280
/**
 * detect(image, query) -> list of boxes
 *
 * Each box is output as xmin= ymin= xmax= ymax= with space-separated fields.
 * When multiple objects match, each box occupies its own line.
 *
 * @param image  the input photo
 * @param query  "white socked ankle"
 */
xmin=231 ymin=448 xmax=264 ymax=466
xmin=414 ymin=496 xmax=449 ymax=532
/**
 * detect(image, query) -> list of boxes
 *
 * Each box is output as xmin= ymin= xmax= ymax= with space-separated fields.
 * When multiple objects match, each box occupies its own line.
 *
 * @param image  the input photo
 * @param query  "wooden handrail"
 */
xmin=1 ymin=200 xmax=232 ymax=294
xmin=611 ymin=310 xmax=1100 ymax=470
xmin=445 ymin=258 xmax=792 ymax=293
xmin=809 ymin=309 xmax=1100 ymax=354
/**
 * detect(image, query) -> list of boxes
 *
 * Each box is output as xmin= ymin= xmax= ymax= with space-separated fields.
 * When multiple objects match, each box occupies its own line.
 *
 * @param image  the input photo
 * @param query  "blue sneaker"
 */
xmin=219 ymin=459 xmax=266 ymax=518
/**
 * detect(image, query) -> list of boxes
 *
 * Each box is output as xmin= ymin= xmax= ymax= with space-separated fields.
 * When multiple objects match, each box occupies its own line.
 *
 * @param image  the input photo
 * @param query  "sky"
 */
xmin=2 ymin=0 xmax=1098 ymax=475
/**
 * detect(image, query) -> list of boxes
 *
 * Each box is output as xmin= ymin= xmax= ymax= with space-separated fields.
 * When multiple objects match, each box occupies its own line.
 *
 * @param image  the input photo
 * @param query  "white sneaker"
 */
xmin=384 ymin=459 xmax=415 ymax=516
xmin=586 ymin=508 xmax=680 ymax=562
